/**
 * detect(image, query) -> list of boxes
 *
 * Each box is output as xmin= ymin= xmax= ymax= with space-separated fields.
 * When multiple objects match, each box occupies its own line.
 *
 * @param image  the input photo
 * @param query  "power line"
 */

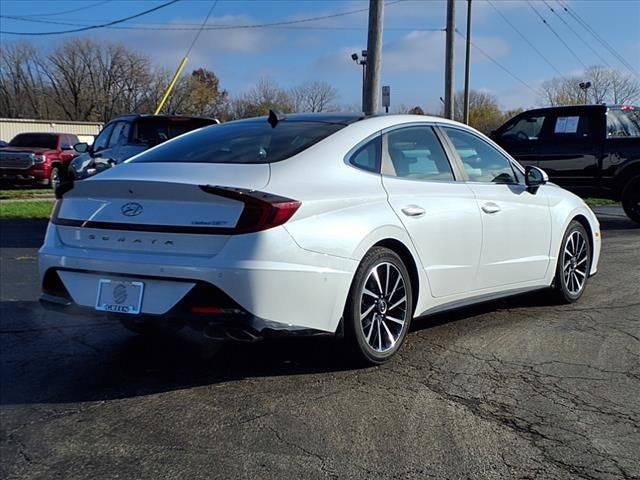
xmin=1 ymin=0 xmax=406 ymax=35
xmin=526 ymin=0 xmax=588 ymax=70
xmin=555 ymin=0 xmax=639 ymax=77
xmin=1 ymin=12 xmax=441 ymax=33
xmin=0 ymin=0 xmax=181 ymax=36
xmin=541 ymin=0 xmax=612 ymax=69
xmin=186 ymin=0 xmax=218 ymax=57
xmin=454 ymin=29 xmax=538 ymax=95
xmin=486 ymin=0 xmax=563 ymax=77
xmin=12 ymin=0 xmax=113 ymax=18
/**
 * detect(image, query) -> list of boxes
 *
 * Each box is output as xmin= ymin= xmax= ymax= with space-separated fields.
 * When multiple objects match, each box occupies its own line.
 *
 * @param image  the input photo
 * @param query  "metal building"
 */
xmin=0 ymin=118 xmax=103 ymax=145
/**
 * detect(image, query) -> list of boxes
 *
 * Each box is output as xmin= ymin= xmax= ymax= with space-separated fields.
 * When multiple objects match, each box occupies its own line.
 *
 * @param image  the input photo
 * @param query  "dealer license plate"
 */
xmin=95 ymin=279 xmax=144 ymax=315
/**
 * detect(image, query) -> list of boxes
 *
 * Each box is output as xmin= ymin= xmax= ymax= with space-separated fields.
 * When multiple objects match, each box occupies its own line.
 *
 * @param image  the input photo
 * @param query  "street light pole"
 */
xmin=352 ymin=51 xmax=367 ymax=112
xmin=579 ymin=81 xmax=592 ymax=104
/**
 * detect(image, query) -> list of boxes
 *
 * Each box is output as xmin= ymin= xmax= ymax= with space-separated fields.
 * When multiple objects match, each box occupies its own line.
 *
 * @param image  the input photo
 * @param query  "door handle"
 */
xmin=481 ymin=202 xmax=501 ymax=214
xmin=401 ymin=205 xmax=426 ymax=217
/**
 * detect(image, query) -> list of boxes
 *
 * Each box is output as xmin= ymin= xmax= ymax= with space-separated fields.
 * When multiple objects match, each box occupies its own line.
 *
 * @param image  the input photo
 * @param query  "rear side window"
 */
xmin=549 ymin=114 xmax=593 ymax=139
xmin=349 ymin=136 xmax=381 ymax=173
xmin=607 ymin=108 xmax=640 ymax=137
xmin=131 ymin=120 xmax=346 ymax=164
xmin=384 ymin=126 xmax=455 ymax=181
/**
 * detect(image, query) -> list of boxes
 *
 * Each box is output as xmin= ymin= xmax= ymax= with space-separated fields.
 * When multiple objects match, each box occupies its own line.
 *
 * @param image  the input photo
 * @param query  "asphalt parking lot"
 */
xmin=1 ymin=207 xmax=638 ymax=480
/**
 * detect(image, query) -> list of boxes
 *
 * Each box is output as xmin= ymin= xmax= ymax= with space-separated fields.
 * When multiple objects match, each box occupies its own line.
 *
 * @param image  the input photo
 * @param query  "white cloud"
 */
xmin=382 ymin=30 xmax=511 ymax=73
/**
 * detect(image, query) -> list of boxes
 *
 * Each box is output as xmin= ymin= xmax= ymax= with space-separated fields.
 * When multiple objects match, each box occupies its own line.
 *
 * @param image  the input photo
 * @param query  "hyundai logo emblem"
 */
xmin=121 ymin=202 xmax=143 ymax=217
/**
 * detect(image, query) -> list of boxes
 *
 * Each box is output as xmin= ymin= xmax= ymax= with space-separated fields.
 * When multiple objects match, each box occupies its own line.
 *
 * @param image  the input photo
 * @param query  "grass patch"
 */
xmin=584 ymin=198 xmax=619 ymax=207
xmin=0 ymin=188 xmax=52 ymax=199
xmin=0 ymin=200 xmax=55 ymax=219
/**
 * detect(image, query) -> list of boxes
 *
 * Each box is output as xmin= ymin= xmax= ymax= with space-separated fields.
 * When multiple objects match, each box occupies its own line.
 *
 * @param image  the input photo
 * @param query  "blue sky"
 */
xmin=1 ymin=0 xmax=639 ymax=113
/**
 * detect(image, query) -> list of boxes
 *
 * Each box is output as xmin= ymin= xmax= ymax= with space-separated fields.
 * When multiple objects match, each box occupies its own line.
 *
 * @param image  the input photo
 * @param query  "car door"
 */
xmin=440 ymin=126 xmax=552 ymax=290
xmin=534 ymin=109 xmax=603 ymax=193
xmin=381 ymin=125 xmax=482 ymax=298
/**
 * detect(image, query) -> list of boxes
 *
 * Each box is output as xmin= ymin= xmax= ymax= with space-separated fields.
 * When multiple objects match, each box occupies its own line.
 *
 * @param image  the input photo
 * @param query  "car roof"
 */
xmin=226 ymin=112 xmax=463 ymax=129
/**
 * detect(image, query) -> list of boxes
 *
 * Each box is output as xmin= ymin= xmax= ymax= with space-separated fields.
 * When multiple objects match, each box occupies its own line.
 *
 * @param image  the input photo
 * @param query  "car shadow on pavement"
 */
xmin=1 ymin=290 xmax=557 ymax=406
xmin=0 ymin=219 xmax=48 ymax=248
xmin=0 ymin=300 xmax=360 ymax=406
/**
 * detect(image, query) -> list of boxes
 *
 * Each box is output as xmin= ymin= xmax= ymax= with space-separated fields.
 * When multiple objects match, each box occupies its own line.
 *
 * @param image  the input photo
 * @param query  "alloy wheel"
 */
xmin=359 ymin=262 xmax=408 ymax=353
xmin=562 ymin=230 xmax=589 ymax=295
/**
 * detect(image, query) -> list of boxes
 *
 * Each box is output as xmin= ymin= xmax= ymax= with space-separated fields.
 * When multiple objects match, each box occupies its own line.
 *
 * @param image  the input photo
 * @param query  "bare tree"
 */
xmin=289 ymin=81 xmax=338 ymax=112
xmin=539 ymin=66 xmax=640 ymax=106
xmin=0 ymin=42 xmax=53 ymax=118
xmin=230 ymin=78 xmax=294 ymax=119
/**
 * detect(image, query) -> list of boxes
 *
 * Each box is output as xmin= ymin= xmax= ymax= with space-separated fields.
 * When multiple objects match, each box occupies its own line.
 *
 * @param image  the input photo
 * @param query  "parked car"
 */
xmin=69 ymin=114 xmax=219 ymax=179
xmin=40 ymin=112 xmax=601 ymax=364
xmin=491 ymin=104 xmax=640 ymax=222
xmin=0 ymin=132 xmax=79 ymax=188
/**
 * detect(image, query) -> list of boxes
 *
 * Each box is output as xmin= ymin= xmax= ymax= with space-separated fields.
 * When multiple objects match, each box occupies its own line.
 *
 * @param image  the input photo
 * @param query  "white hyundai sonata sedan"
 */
xmin=40 ymin=112 xmax=601 ymax=363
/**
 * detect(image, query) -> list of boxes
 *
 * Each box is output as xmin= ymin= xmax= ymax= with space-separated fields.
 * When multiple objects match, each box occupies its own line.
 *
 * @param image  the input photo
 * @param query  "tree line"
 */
xmin=0 ymin=38 xmax=340 ymax=124
xmin=2 ymin=38 xmax=638 ymax=134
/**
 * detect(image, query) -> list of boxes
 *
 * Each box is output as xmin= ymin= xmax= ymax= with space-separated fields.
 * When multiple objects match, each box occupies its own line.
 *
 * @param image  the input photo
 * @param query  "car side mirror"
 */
xmin=74 ymin=142 xmax=89 ymax=153
xmin=525 ymin=166 xmax=548 ymax=192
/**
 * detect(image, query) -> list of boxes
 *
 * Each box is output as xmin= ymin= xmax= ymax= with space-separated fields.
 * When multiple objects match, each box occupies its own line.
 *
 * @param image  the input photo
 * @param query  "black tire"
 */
xmin=49 ymin=165 xmax=61 ymax=190
xmin=621 ymin=175 xmax=640 ymax=224
xmin=118 ymin=316 xmax=183 ymax=337
xmin=554 ymin=221 xmax=591 ymax=304
xmin=344 ymin=247 xmax=413 ymax=365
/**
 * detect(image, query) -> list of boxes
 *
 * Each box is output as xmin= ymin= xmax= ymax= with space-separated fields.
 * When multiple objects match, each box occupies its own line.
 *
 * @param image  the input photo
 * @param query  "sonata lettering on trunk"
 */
xmin=86 ymin=233 xmax=174 ymax=246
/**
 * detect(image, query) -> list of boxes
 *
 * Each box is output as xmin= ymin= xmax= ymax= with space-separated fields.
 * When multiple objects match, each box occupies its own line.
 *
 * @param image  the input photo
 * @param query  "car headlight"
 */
xmin=33 ymin=154 xmax=45 ymax=163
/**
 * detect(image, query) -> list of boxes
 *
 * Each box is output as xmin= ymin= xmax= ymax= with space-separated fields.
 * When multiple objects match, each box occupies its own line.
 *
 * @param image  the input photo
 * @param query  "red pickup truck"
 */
xmin=0 ymin=132 xmax=79 ymax=188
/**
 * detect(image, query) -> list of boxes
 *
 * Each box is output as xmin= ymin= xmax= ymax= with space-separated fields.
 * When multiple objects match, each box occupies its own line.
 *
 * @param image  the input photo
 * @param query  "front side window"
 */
xmin=60 ymin=135 xmax=72 ymax=150
xmin=108 ymin=122 xmax=130 ymax=148
xmin=499 ymin=114 xmax=545 ymax=141
xmin=131 ymin=120 xmax=346 ymax=164
xmin=443 ymin=127 xmax=517 ymax=184
xmin=384 ymin=126 xmax=455 ymax=181
xmin=92 ymin=123 xmax=115 ymax=152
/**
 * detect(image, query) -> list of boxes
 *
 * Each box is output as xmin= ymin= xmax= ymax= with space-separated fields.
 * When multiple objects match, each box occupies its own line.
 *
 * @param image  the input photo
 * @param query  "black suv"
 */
xmin=70 ymin=114 xmax=219 ymax=179
xmin=491 ymin=105 xmax=640 ymax=222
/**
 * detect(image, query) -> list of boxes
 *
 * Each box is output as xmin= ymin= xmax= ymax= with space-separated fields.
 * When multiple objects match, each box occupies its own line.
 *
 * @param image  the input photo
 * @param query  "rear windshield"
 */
xmin=130 ymin=120 xmax=346 ymax=164
xmin=132 ymin=117 xmax=217 ymax=146
xmin=9 ymin=133 xmax=58 ymax=149
xmin=607 ymin=108 xmax=640 ymax=137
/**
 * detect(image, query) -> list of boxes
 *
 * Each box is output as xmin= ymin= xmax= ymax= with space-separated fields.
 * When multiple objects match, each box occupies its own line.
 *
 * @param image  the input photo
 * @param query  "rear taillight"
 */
xmin=200 ymin=185 xmax=301 ymax=234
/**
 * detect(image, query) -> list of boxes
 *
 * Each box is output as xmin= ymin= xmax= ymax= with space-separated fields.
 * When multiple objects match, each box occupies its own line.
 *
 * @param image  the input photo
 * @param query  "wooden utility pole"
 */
xmin=444 ymin=0 xmax=455 ymax=120
xmin=463 ymin=0 xmax=472 ymax=124
xmin=364 ymin=0 xmax=384 ymax=115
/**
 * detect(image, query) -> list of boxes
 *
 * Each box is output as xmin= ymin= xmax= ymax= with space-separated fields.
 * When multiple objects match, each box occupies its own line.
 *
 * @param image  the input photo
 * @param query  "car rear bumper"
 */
xmin=39 ymin=222 xmax=357 ymax=334
xmin=39 ymin=291 xmax=333 ymax=341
